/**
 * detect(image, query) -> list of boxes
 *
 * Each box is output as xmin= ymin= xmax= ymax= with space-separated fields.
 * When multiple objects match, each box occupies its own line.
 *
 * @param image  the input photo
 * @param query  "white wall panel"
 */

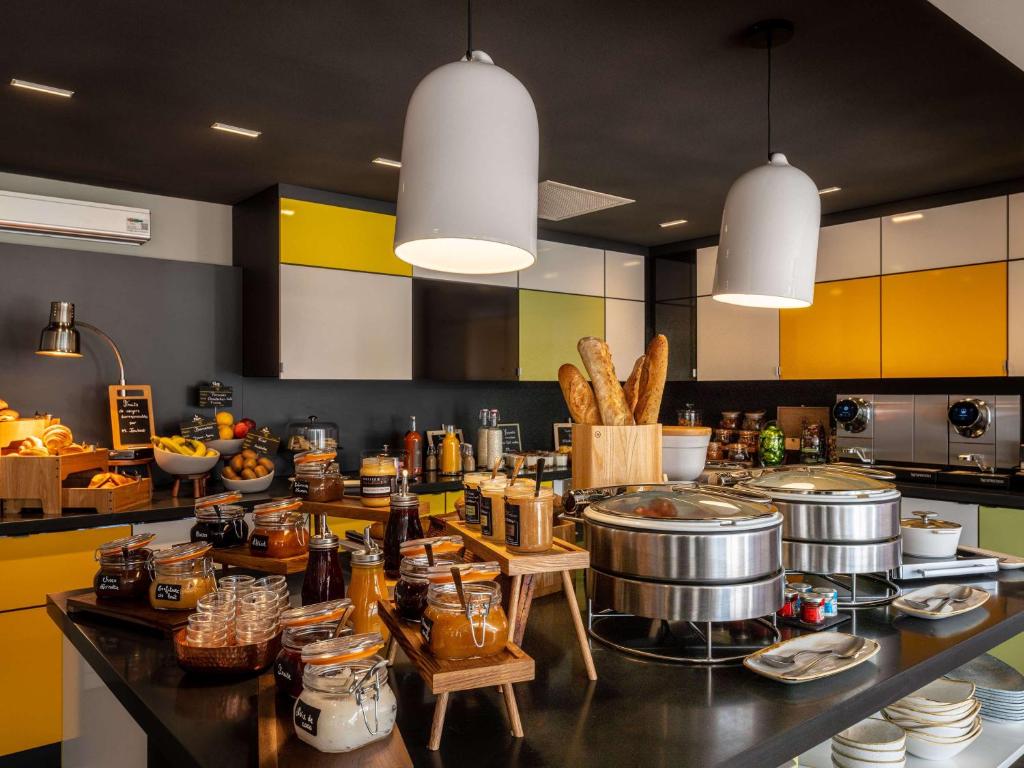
xmin=817 ymin=218 xmax=880 ymax=281
xmin=519 ymin=240 xmax=604 ymax=295
xmin=697 ymin=297 xmax=779 ymax=380
xmin=605 ymin=298 xmax=646 ymax=377
xmin=882 ymin=197 xmax=1006 ymax=274
xmin=696 ymin=246 xmax=717 ymax=296
xmin=605 ymin=251 xmax=645 ymax=300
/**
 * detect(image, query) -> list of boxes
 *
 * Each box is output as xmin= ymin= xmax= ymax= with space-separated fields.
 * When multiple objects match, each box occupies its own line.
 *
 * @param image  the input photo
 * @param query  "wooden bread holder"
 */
xmin=570 ymin=423 xmax=663 ymax=488
xmin=1 ymin=449 xmax=112 ymax=516
xmin=0 ymin=417 xmax=46 ymax=450
xmin=442 ymin=518 xmax=596 ymax=682
xmin=64 ymin=477 xmax=152 ymax=513
xmin=378 ymin=599 xmax=534 ymax=751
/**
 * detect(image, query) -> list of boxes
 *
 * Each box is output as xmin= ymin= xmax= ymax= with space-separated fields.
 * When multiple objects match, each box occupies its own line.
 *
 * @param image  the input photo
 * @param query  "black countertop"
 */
xmin=0 ymin=470 xmax=573 ymax=537
xmin=896 ymin=480 xmax=1024 ymax=509
xmin=49 ymin=568 xmax=1024 ymax=768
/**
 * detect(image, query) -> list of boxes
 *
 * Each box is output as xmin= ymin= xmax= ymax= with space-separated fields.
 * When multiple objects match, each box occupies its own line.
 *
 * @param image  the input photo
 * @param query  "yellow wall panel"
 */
xmin=0 ymin=525 xmax=132 ymax=611
xmin=279 ymin=198 xmax=410 ymax=276
xmin=780 ymin=278 xmax=880 ymax=379
xmin=882 ymin=262 xmax=1006 ymax=377
xmin=0 ymin=608 xmax=61 ymax=754
xmin=519 ymin=290 xmax=605 ymax=381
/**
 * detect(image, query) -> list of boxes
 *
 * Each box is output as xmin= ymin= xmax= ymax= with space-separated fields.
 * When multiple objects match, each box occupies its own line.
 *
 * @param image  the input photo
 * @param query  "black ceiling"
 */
xmin=2 ymin=1 xmax=1024 ymax=247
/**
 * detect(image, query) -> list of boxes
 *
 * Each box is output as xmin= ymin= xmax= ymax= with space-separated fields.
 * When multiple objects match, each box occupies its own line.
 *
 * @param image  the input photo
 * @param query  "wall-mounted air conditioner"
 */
xmin=0 ymin=190 xmax=150 ymax=245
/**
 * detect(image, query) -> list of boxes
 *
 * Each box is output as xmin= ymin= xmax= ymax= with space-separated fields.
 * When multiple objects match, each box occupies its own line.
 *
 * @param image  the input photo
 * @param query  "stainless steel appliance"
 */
xmin=895 ymin=551 xmax=999 ymax=580
xmin=834 ymin=397 xmax=871 ymax=434
xmin=835 ymin=394 xmax=915 ymax=464
xmin=947 ymin=395 xmax=1021 ymax=470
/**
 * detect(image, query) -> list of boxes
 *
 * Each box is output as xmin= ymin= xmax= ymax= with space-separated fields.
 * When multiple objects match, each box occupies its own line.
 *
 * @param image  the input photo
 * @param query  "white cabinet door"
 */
xmin=817 ymin=219 xmax=880 ymax=282
xmin=605 ymin=299 xmax=646 ymax=376
xmin=901 ymin=497 xmax=979 ymax=548
xmin=280 ymin=265 xmax=412 ymax=380
xmin=132 ymin=517 xmax=194 ymax=547
xmin=1010 ymin=261 xmax=1024 ymax=375
xmin=519 ymin=240 xmax=604 ymax=296
xmin=605 ymin=251 xmax=645 ymax=300
xmin=696 ymin=246 xmax=717 ymax=296
xmin=882 ymin=197 xmax=1007 ymax=274
xmin=696 ymin=297 xmax=779 ymax=380
xmin=1010 ymin=193 xmax=1024 ymax=261
xmin=412 ymin=265 xmax=518 ymax=287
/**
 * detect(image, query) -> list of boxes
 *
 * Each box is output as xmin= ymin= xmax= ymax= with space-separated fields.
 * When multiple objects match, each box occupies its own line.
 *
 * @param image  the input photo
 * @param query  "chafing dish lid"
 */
xmin=738 ymin=466 xmax=897 ymax=498
xmin=584 ymin=488 xmax=780 ymax=531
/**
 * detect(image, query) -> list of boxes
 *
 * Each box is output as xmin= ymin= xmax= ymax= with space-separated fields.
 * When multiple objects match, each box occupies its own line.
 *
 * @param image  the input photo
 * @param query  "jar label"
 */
xmin=98 ymin=574 xmax=121 ymax=592
xmin=275 ymin=660 xmax=292 ymax=682
xmin=250 ymin=535 xmax=269 ymax=553
xmin=505 ymin=502 xmax=521 ymax=547
xmin=193 ymin=528 xmax=208 ymax=540
xmin=293 ymin=478 xmax=310 ymax=498
xmin=361 ymin=474 xmax=394 ymax=498
xmin=464 ymin=488 xmax=480 ymax=524
xmin=294 ymin=699 xmax=320 ymax=737
xmin=154 ymin=583 xmax=182 ymax=602
xmin=421 ymin=614 xmax=434 ymax=644
xmin=478 ymin=496 xmax=491 ymax=534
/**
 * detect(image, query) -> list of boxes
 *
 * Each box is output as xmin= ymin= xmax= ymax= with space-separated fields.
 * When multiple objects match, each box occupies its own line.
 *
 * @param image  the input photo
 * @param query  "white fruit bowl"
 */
xmin=153 ymin=445 xmax=221 ymax=476
xmin=220 ymin=471 xmax=274 ymax=493
xmin=205 ymin=438 xmax=244 ymax=456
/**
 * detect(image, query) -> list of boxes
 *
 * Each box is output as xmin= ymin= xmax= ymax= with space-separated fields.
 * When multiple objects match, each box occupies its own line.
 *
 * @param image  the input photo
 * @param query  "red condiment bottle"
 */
xmin=384 ymin=470 xmax=424 ymax=579
xmin=404 ymin=416 xmax=423 ymax=479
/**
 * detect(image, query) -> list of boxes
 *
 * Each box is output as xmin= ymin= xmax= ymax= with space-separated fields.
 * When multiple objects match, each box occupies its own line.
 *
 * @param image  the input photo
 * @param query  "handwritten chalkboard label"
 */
xmin=154 ymin=583 xmax=182 ymax=602
xmin=242 ymin=428 xmax=280 ymax=458
xmin=497 ymin=423 xmax=522 ymax=454
xmin=97 ymin=574 xmax=121 ymax=592
xmin=554 ymin=423 xmax=573 ymax=450
xmin=198 ymin=382 xmax=233 ymax=408
xmin=108 ymin=385 xmax=155 ymax=450
xmin=292 ymin=478 xmax=310 ymax=498
xmin=180 ymin=415 xmax=218 ymax=442
xmin=294 ymin=700 xmax=320 ymax=737
xmin=250 ymin=534 xmax=269 ymax=554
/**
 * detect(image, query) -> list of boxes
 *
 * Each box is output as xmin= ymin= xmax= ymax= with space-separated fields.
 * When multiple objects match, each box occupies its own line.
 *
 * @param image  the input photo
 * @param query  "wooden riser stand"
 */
xmin=1 ymin=449 xmax=110 ymax=516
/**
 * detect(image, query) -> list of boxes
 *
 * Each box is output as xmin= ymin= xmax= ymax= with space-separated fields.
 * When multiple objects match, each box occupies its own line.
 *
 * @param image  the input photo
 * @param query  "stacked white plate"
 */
xmin=949 ymin=654 xmax=1024 ymax=722
xmin=832 ymin=719 xmax=906 ymax=768
xmin=883 ymin=679 xmax=982 ymax=760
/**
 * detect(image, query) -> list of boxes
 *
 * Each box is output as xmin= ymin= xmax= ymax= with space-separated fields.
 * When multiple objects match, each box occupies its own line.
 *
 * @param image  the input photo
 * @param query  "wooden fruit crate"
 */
xmin=571 ymin=423 xmax=662 ymax=488
xmin=1 ymin=449 xmax=109 ymax=516
xmin=63 ymin=477 xmax=152 ymax=513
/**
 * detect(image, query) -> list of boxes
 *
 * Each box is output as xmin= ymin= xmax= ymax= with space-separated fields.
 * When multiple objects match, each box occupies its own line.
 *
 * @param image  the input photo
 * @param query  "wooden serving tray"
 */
xmin=378 ymin=599 xmax=534 ymax=694
xmin=443 ymin=519 xmax=589 ymax=576
xmin=257 ymin=672 xmax=412 ymax=768
xmin=212 ymin=546 xmax=309 ymax=575
xmin=66 ymin=589 xmax=191 ymax=633
xmin=301 ymin=496 xmax=430 ymax=525
xmin=62 ymin=477 xmax=152 ymax=513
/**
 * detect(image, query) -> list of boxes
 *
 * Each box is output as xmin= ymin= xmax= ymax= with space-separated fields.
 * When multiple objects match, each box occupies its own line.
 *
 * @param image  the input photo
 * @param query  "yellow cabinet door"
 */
xmin=780 ymin=277 xmax=880 ymax=379
xmin=519 ymin=290 xmax=605 ymax=381
xmin=0 ymin=607 xmax=62 ymax=755
xmin=881 ymin=262 xmax=1007 ymax=377
xmin=0 ymin=525 xmax=132 ymax=612
xmin=279 ymin=198 xmax=410 ymax=276
xmin=980 ymin=507 xmax=1024 ymax=672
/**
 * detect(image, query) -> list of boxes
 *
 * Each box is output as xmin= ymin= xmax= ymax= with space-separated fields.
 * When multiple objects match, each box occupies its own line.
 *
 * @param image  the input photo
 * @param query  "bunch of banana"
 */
xmin=152 ymin=435 xmax=210 ymax=457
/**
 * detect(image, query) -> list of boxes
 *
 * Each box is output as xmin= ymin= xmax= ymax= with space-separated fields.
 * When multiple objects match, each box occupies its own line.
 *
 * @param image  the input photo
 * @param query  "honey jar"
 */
xmin=421 ymin=581 xmax=508 ymax=660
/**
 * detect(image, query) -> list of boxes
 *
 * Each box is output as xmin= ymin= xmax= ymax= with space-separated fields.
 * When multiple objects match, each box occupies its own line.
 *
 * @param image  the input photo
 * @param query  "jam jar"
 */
xmin=460 ymin=471 xmax=492 ymax=528
xmin=422 ymin=581 xmax=508 ymax=660
xmin=275 ymin=622 xmax=347 ymax=698
xmin=394 ymin=555 xmax=458 ymax=623
xmin=302 ymin=534 xmax=345 ymax=605
xmin=191 ymin=493 xmax=249 ymax=548
xmin=504 ymin=486 xmax=555 ymax=554
xmin=250 ymin=499 xmax=309 ymax=558
xmin=292 ymin=449 xmax=343 ymax=502
xmin=94 ymin=533 xmax=155 ymax=600
xmin=360 ymin=450 xmax=400 ymax=508
xmin=383 ymin=471 xmax=423 ymax=579
xmin=148 ymin=542 xmax=216 ymax=611
xmin=293 ymin=641 xmax=395 ymax=754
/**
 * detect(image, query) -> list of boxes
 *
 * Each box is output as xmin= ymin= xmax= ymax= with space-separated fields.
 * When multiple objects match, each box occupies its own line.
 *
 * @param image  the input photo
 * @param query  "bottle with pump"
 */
xmin=404 ymin=416 xmax=423 ymax=479
xmin=439 ymin=424 xmax=461 ymax=476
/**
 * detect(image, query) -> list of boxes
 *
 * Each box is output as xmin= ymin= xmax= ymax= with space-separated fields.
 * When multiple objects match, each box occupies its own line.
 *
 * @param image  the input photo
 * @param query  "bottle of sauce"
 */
xmin=476 ymin=408 xmax=490 ymax=469
xmin=404 ymin=416 xmax=423 ymax=479
xmin=383 ymin=471 xmax=423 ymax=578
xmin=348 ymin=529 xmax=389 ymax=640
xmin=439 ymin=424 xmax=461 ymax=476
xmin=302 ymin=533 xmax=345 ymax=605
xmin=425 ymin=443 xmax=438 ymax=473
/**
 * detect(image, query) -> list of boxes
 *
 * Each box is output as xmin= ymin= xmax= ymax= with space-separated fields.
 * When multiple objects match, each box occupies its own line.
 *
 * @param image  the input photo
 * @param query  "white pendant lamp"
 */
xmin=713 ymin=20 xmax=820 ymax=309
xmin=394 ymin=2 xmax=538 ymax=274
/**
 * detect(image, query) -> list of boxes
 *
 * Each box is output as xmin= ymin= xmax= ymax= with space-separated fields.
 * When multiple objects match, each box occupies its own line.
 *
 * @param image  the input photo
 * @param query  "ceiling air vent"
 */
xmin=538 ymin=180 xmax=635 ymax=221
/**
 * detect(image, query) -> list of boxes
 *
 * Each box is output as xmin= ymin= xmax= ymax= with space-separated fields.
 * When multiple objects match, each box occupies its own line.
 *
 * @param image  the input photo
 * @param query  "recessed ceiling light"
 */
xmin=818 ymin=186 xmax=841 ymax=195
xmin=372 ymin=157 xmax=402 ymax=168
xmin=280 ymin=209 xmax=295 ymax=216
xmin=659 ymin=218 xmax=688 ymax=228
xmin=212 ymin=122 xmax=261 ymax=138
xmin=891 ymin=213 xmax=923 ymax=223
xmin=11 ymin=79 xmax=73 ymax=98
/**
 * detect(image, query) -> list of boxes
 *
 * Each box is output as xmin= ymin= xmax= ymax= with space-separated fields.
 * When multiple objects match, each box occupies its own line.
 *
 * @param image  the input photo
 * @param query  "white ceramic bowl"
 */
xmin=831 ymin=741 xmax=905 ymax=762
xmin=900 ymin=516 xmax=962 ymax=558
xmin=831 ymin=747 xmax=905 ymax=768
xmin=834 ymin=719 xmax=907 ymax=753
xmin=904 ymin=719 xmax=981 ymax=761
xmin=899 ymin=718 xmax=977 ymax=739
xmin=902 ymin=678 xmax=976 ymax=708
xmin=885 ymin=700 xmax=980 ymax=725
xmin=153 ymin=446 xmax=220 ymax=476
xmin=662 ymin=432 xmax=711 ymax=481
xmin=205 ymin=437 xmax=244 ymax=456
xmin=220 ymin=470 xmax=274 ymax=493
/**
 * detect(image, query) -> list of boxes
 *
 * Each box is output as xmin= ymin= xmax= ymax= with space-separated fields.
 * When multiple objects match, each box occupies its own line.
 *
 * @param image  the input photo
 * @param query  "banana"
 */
xmin=157 ymin=437 xmax=183 ymax=454
xmin=189 ymin=439 xmax=207 ymax=457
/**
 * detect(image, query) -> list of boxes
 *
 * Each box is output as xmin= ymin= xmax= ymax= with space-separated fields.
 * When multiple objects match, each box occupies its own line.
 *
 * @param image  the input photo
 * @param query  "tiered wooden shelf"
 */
xmin=378 ymin=599 xmax=534 ymax=751
xmin=211 ymin=547 xmax=309 ymax=575
xmin=443 ymin=518 xmax=596 ymax=680
xmin=1 ymin=449 xmax=111 ymax=516
xmin=301 ymin=496 xmax=430 ymax=525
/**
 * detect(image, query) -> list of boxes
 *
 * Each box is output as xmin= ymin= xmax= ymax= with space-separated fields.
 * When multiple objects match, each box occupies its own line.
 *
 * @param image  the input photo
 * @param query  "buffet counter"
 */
xmin=48 ymin=566 xmax=1024 ymax=768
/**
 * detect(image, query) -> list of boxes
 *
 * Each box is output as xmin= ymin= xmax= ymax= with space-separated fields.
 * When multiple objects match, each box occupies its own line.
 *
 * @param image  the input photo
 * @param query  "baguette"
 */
xmin=622 ymin=355 xmax=646 ymax=416
xmin=634 ymin=334 xmax=668 ymax=424
xmin=558 ymin=364 xmax=600 ymax=425
xmin=577 ymin=337 xmax=634 ymax=426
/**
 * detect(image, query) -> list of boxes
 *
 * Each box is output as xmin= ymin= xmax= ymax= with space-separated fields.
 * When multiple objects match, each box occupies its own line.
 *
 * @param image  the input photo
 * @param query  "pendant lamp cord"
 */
xmin=466 ymin=0 xmax=473 ymax=59
xmin=766 ymin=28 xmax=773 ymax=158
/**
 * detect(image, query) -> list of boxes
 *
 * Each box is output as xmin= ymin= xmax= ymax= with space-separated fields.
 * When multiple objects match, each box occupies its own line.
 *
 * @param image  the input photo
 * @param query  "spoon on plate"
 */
xmin=792 ymin=636 xmax=868 ymax=676
xmin=761 ymin=635 xmax=865 ymax=668
xmin=903 ymin=585 xmax=973 ymax=611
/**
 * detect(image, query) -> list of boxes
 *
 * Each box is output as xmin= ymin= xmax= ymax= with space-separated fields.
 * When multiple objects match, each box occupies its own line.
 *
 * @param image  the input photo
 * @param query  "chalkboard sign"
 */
xmin=180 ymin=414 xmax=218 ymax=442
xmin=198 ymin=382 xmax=233 ymax=408
xmin=553 ymin=423 xmax=573 ymax=450
xmin=108 ymin=385 xmax=155 ymax=450
xmin=497 ymin=423 xmax=522 ymax=454
xmin=242 ymin=428 xmax=280 ymax=458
